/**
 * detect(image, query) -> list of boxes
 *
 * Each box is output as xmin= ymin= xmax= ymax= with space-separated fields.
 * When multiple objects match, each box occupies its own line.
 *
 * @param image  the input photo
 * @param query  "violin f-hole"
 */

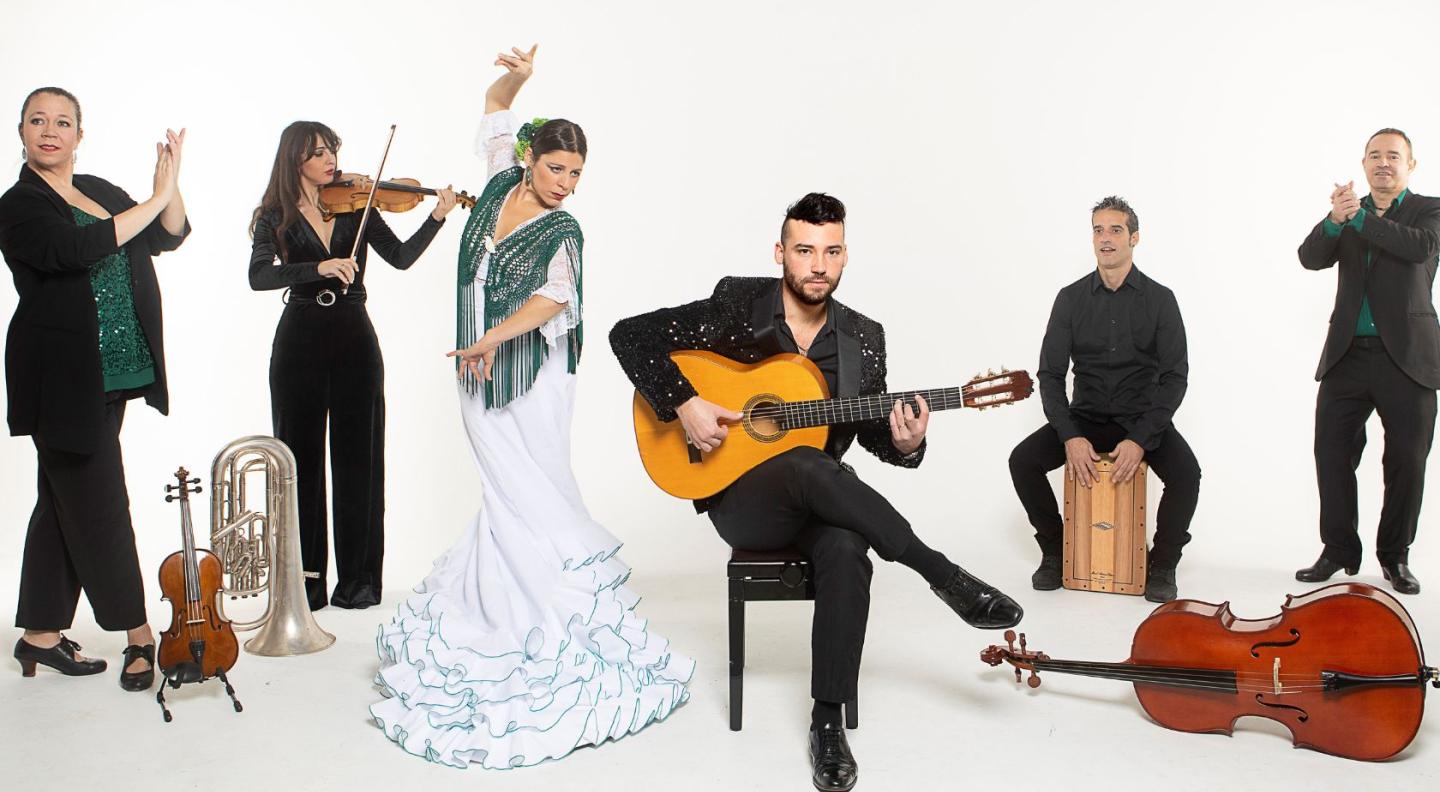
xmin=1254 ymin=693 xmax=1310 ymax=723
xmin=1250 ymin=628 xmax=1301 ymax=658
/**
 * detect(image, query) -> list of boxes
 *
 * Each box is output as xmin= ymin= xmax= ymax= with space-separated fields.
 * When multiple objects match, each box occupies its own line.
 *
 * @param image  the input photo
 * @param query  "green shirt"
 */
xmin=71 ymin=207 xmax=156 ymax=391
xmin=1321 ymin=188 xmax=1408 ymax=337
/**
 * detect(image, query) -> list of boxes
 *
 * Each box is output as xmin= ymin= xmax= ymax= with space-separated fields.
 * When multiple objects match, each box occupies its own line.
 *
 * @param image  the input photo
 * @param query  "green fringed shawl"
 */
xmin=457 ymin=166 xmax=584 ymax=409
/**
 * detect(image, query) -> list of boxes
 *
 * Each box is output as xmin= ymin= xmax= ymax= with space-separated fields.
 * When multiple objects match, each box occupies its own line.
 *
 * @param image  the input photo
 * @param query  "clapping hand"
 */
xmin=1330 ymin=180 xmax=1360 ymax=224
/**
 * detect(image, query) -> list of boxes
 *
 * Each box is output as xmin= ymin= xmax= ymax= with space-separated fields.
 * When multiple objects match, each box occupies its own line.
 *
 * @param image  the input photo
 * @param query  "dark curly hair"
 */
xmin=781 ymin=192 xmax=846 ymax=242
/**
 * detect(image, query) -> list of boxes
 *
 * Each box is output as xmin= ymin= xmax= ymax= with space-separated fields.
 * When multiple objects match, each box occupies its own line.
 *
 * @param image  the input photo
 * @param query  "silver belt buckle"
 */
xmin=316 ymin=289 xmax=337 ymax=307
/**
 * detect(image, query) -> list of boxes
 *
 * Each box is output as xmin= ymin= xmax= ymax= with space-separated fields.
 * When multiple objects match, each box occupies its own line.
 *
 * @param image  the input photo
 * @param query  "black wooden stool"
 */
xmin=727 ymin=547 xmax=858 ymax=731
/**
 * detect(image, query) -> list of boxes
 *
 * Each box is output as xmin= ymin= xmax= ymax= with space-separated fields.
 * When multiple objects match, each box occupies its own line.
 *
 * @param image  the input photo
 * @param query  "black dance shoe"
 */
xmin=1295 ymin=555 xmax=1358 ymax=583
xmin=809 ymin=723 xmax=858 ymax=792
xmin=119 ymin=644 xmax=155 ymax=691
xmin=330 ymin=582 xmax=381 ymax=610
xmin=1144 ymin=565 xmax=1178 ymax=603
xmin=1382 ymin=563 xmax=1421 ymax=595
xmin=13 ymin=635 xmax=107 ymax=677
xmin=932 ymin=566 xmax=1024 ymax=629
xmin=1031 ymin=555 xmax=1062 ymax=591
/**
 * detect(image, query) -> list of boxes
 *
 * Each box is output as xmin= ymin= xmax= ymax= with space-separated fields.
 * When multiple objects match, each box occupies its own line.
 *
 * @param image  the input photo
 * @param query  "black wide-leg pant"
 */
xmin=1315 ymin=338 xmax=1437 ymax=567
xmin=270 ymin=301 xmax=386 ymax=610
xmin=16 ymin=398 xmax=147 ymax=631
xmin=1008 ymin=416 xmax=1201 ymax=569
xmin=706 ymin=447 xmax=917 ymax=704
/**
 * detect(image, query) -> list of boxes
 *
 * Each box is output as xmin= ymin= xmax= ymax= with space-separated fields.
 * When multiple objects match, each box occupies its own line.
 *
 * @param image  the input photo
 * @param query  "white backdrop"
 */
xmin=1 ymin=0 xmax=1438 ymax=787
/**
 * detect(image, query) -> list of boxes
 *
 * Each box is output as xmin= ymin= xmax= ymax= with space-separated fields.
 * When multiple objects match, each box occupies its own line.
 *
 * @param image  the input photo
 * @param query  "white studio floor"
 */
xmin=2 ymin=543 xmax=1436 ymax=792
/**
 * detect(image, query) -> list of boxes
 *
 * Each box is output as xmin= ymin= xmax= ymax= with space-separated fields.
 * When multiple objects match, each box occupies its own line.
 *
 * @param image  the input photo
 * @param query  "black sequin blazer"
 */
xmin=609 ymin=276 xmax=924 ymax=471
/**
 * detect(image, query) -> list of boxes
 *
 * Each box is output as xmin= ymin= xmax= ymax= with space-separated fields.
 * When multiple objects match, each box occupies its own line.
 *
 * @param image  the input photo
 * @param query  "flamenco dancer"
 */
xmin=371 ymin=45 xmax=693 ymax=768
xmin=249 ymin=120 xmax=458 ymax=610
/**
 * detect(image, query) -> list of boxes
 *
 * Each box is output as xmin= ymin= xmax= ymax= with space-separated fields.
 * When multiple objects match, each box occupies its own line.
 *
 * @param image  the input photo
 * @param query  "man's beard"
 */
xmin=783 ymin=270 xmax=840 ymax=305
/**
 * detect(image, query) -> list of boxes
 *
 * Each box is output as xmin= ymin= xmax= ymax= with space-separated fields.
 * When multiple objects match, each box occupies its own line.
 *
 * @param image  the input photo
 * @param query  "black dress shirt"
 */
xmin=767 ymin=283 xmax=841 ymax=454
xmin=1038 ymin=265 xmax=1188 ymax=451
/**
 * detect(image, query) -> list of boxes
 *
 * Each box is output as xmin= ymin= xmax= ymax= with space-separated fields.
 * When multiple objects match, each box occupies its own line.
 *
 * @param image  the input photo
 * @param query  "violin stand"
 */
xmin=1062 ymin=456 xmax=1147 ymax=595
xmin=155 ymin=647 xmax=244 ymax=723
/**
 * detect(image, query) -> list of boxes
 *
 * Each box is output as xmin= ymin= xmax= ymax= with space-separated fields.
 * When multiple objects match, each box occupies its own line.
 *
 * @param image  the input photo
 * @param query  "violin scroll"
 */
xmin=980 ymin=630 xmax=1048 ymax=688
xmin=164 ymin=467 xmax=202 ymax=502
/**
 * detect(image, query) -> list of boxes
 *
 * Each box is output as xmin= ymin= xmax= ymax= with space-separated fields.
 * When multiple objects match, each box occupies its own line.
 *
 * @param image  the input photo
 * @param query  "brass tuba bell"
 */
xmin=210 ymin=436 xmax=335 ymax=656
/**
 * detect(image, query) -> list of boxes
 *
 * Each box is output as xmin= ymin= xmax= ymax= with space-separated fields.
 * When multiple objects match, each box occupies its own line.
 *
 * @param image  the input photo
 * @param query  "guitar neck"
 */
xmin=782 ymin=388 xmax=967 ymax=429
xmin=1032 ymin=659 xmax=1238 ymax=693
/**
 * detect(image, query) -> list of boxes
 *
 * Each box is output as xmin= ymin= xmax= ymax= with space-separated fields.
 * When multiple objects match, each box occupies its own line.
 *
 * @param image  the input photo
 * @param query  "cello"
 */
xmin=156 ymin=467 xmax=242 ymax=721
xmin=981 ymin=583 xmax=1438 ymax=760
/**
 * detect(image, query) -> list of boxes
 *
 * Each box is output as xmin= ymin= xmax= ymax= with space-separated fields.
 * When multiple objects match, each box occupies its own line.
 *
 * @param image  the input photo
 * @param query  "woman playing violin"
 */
xmin=1 ymin=86 xmax=189 ymax=692
xmin=248 ymin=122 xmax=457 ymax=610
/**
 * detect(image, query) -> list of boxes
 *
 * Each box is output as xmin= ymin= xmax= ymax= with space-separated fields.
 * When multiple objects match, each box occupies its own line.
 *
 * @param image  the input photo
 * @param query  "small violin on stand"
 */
xmin=156 ymin=467 xmax=242 ymax=722
xmin=981 ymin=583 xmax=1439 ymax=761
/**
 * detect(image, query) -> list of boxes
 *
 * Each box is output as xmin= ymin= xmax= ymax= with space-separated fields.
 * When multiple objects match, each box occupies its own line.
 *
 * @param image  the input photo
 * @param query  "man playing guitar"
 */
xmin=610 ymin=192 xmax=1023 ymax=792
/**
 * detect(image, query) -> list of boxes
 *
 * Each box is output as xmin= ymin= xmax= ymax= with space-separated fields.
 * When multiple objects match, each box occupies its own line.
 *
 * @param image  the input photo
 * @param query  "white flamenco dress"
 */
xmin=370 ymin=111 xmax=694 ymax=769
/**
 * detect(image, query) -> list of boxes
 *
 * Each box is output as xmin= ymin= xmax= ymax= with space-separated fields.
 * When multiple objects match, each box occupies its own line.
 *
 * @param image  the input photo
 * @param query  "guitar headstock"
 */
xmin=980 ymin=630 xmax=1049 ymax=688
xmin=962 ymin=368 xmax=1034 ymax=410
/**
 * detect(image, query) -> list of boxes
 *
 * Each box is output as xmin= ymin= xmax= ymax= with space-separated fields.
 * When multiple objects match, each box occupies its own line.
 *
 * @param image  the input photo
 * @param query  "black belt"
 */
xmin=284 ymin=287 xmax=366 ymax=307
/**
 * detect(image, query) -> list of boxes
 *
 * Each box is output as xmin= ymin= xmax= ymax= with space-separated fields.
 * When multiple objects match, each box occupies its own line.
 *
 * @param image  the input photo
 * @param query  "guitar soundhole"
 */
xmin=743 ymin=394 xmax=787 ymax=443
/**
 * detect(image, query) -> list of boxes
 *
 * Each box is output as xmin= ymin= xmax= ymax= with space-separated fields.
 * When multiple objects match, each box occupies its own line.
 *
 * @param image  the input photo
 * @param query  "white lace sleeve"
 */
xmin=533 ymin=243 xmax=581 ymax=346
xmin=474 ymin=110 xmax=522 ymax=180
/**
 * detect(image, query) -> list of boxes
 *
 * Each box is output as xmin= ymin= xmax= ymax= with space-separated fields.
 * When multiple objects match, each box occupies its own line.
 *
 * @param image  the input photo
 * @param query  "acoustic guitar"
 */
xmin=631 ymin=350 xmax=1033 ymax=499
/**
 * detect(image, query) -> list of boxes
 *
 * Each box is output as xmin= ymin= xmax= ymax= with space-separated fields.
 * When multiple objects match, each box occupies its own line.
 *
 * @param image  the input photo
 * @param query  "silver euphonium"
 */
xmin=210 ymin=435 xmax=335 ymax=656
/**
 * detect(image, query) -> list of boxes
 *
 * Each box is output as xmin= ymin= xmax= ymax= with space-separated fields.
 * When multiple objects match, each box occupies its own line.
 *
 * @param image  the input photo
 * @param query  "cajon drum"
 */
xmin=1063 ymin=456 xmax=1147 ymax=595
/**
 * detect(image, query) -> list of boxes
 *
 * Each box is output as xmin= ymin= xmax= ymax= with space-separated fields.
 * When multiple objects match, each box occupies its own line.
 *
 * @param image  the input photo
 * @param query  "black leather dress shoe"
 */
xmin=1031 ymin=555 xmax=1062 ymax=591
xmin=13 ymin=636 xmax=107 ymax=677
xmin=809 ymin=723 xmax=858 ymax=792
xmin=1144 ymin=566 xmax=1178 ymax=603
xmin=330 ymin=582 xmax=380 ymax=610
xmin=119 ymin=644 xmax=155 ymax=691
xmin=1295 ymin=555 xmax=1358 ymax=583
xmin=932 ymin=566 xmax=1024 ymax=629
xmin=1382 ymin=563 xmax=1421 ymax=595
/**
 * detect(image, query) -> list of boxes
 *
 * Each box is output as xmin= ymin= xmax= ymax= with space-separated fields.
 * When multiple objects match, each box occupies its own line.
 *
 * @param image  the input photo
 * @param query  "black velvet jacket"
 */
xmin=0 ymin=165 xmax=189 ymax=453
xmin=249 ymin=208 xmax=444 ymax=297
xmin=609 ymin=276 xmax=925 ymax=473
xmin=1299 ymin=191 xmax=1440 ymax=389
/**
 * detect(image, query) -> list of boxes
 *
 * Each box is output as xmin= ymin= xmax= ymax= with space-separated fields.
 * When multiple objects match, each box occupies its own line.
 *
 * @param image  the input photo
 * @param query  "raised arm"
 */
xmin=485 ymin=44 xmax=536 ymax=114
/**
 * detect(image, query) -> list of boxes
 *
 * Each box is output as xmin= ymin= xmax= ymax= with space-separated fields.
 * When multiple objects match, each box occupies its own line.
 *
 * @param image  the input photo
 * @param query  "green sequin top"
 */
xmin=70 ymin=207 xmax=156 ymax=391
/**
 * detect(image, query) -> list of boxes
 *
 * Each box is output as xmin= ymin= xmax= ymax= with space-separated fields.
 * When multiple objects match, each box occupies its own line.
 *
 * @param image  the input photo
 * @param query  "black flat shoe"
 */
xmin=1144 ymin=565 xmax=1178 ymax=603
xmin=330 ymin=582 xmax=380 ymax=610
xmin=1295 ymin=555 xmax=1358 ymax=583
xmin=13 ymin=635 xmax=107 ymax=677
xmin=1382 ymin=563 xmax=1421 ymax=595
xmin=932 ymin=566 xmax=1024 ymax=629
xmin=1031 ymin=555 xmax=1062 ymax=591
xmin=809 ymin=723 xmax=858 ymax=792
xmin=120 ymin=644 xmax=155 ymax=691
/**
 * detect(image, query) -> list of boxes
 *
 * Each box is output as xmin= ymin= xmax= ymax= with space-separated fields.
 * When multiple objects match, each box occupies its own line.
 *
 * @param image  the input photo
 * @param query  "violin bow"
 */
xmin=342 ymin=124 xmax=398 ymax=295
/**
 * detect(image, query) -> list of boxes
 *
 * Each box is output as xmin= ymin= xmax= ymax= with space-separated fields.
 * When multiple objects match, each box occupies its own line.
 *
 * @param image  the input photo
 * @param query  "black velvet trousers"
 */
xmin=706 ymin=447 xmax=916 ymax=704
xmin=1008 ymin=416 xmax=1202 ymax=569
xmin=270 ymin=301 xmax=386 ymax=610
xmin=16 ymin=398 xmax=147 ymax=631
xmin=1315 ymin=338 xmax=1437 ymax=566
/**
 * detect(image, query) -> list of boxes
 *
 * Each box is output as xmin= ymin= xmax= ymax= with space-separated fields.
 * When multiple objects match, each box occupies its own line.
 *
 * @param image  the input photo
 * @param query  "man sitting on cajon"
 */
xmin=1007 ymin=196 xmax=1201 ymax=603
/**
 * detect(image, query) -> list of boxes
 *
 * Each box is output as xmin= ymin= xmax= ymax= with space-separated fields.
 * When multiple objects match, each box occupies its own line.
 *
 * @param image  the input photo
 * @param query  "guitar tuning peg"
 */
xmin=987 ymin=368 xmax=996 ymax=377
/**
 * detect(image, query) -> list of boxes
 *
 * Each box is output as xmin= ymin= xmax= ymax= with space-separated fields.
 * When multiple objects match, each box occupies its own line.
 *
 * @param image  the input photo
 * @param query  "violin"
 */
xmin=320 ymin=172 xmax=476 ymax=218
xmin=156 ymin=467 xmax=242 ymax=722
xmin=981 ymin=583 xmax=1439 ymax=761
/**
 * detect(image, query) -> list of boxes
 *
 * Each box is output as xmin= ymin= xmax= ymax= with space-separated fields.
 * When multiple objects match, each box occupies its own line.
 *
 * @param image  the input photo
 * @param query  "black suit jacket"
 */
xmin=609 ymin=276 xmax=924 ymax=477
xmin=1299 ymin=192 xmax=1440 ymax=389
xmin=0 ymin=165 xmax=189 ymax=453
